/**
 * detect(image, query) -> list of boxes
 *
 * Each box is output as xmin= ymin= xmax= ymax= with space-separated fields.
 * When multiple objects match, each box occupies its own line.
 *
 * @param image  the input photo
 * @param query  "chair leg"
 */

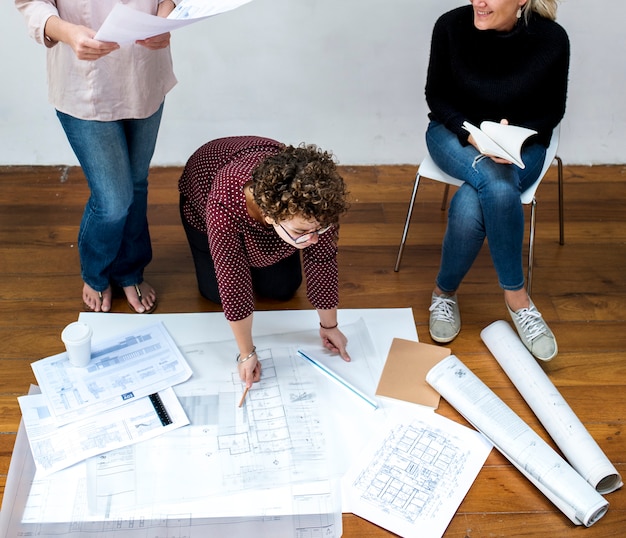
xmin=394 ymin=173 xmax=422 ymax=272
xmin=527 ymin=198 xmax=537 ymax=295
xmin=441 ymin=184 xmax=451 ymax=211
xmin=526 ymin=156 xmax=562 ymax=293
xmin=556 ymin=155 xmax=564 ymax=245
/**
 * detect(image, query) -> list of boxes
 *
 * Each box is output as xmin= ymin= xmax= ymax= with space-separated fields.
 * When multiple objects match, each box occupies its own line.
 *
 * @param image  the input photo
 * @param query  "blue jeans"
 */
xmin=57 ymin=104 xmax=164 ymax=292
xmin=426 ymin=120 xmax=547 ymax=292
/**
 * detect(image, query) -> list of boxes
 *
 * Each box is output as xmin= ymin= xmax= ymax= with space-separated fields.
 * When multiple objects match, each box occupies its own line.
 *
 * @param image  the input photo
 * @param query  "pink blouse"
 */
xmin=15 ymin=0 xmax=177 ymax=120
xmin=179 ymin=136 xmax=340 ymax=321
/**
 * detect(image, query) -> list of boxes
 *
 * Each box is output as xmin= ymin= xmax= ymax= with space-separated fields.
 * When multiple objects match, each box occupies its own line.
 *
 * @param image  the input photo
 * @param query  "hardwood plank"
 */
xmin=0 ymin=164 xmax=624 ymax=537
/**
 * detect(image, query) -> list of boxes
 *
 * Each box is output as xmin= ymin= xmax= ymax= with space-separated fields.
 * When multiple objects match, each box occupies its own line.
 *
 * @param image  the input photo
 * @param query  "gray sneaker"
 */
xmin=507 ymin=299 xmax=558 ymax=361
xmin=429 ymin=293 xmax=461 ymax=343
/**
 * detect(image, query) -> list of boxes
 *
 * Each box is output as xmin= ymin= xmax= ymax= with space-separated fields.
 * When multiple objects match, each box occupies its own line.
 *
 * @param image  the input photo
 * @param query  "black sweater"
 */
xmin=425 ymin=6 xmax=570 ymax=147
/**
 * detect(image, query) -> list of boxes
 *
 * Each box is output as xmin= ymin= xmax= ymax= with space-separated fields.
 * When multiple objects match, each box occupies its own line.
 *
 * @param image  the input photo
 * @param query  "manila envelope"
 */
xmin=376 ymin=338 xmax=451 ymax=408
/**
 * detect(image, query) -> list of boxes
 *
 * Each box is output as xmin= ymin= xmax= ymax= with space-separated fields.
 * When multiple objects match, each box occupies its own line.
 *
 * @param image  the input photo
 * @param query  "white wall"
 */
xmin=1 ymin=0 xmax=625 ymax=166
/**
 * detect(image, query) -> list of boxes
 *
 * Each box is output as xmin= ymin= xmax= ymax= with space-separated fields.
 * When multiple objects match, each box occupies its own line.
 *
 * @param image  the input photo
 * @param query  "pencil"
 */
xmin=238 ymin=387 xmax=249 ymax=408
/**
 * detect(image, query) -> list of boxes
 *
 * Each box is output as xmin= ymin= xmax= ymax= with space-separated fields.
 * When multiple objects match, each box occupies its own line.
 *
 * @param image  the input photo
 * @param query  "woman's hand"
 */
xmin=319 ymin=326 xmax=351 ymax=362
xmin=137 ymin=0 xmax=175 ymax=48
xmin=45 ymin=17 xmax=119 ymax=60
xmin=230 ymin=315 xmax=260 ymax=388
xmin=468 ymin=117 xmax=513 ymax=165
xmin=136 ymin=32 xmax=171 ymax=50
xmin=237 ymin=354 xmax=262 ymax=388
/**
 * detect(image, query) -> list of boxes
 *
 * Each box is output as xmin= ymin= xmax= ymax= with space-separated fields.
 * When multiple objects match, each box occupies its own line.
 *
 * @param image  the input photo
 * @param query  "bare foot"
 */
xmin=123 ymin=281 xmax=157 ymax=314
xmin=83 ymin=283 xmax=112 ymax=312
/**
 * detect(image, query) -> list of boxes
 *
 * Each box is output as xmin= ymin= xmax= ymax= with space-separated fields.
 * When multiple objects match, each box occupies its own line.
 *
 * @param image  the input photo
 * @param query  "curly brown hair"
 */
xmin=251 ymin=144 xmax=349 ymax=227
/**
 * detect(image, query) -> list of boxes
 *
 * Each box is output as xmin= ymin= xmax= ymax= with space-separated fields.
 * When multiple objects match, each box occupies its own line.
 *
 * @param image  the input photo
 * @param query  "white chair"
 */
xmin=393 ymin=125 xmax=564 ymax=295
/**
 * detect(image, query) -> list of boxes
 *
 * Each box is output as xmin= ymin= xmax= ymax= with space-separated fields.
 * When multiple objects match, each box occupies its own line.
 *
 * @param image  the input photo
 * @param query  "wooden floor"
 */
xmin=1 ymin=163 xmax=625 ymax=536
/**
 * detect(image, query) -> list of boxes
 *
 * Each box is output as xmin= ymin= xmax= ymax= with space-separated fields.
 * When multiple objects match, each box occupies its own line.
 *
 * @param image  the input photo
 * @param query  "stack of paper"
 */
xmin=18 ymin=322 xmax=192 ymax=476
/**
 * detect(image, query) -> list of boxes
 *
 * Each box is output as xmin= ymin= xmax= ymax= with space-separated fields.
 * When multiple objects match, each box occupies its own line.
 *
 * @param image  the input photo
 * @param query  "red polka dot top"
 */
xmin=179 ymin=136 xmax=339 ymax=321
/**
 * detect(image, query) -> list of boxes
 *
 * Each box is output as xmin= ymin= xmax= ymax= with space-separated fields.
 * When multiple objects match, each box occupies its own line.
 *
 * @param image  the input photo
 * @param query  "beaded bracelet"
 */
xmin=319 ymin=322 xmax=338 ymax=330
xmin=236 ymin=346 xmax=257 ymax=363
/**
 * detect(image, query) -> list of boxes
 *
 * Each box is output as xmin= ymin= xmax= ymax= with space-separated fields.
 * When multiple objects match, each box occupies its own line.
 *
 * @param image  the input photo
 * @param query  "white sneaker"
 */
xmin=507 ymin=299 xmax=558 ymax=361
xmin=429 ymin=292 xmax=461 ymax=343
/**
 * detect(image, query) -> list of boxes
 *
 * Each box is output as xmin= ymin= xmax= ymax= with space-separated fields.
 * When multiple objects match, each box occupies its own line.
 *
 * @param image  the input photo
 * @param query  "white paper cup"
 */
xmin=61 ymin=322 xmax=93 ymax=367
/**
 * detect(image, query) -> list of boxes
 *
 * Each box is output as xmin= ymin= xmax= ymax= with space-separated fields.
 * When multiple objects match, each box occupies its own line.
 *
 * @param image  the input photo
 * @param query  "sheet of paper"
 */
xmin=94 ymin=0 xmax=254 ymax=44
xmin=4 ymin=358 xmax=344 ymax=538
xmin=31 ymin=322 xmax=192 ymax=425
xmin=426 ymin=354 xmax=609 ymax=527
xmin=78 ymin=308 xmax=417 ymax=357
xmin=90 ymin=319 xmax=382 ymax=512
xmin=18 ymin=387 xmax=189 ymax=477
xmin=2 ymin=429 xmax=343 ymax=537
xmin=0 ymin=309 xmax=418 ymax=538
xmin=461 ymin=120 xmax=536 ymax=168
xmin=481 ymin=320 xmax=622 ymax=494
xmin=169 ymin=0 xmax=254 ymax=19
xmin=342 ymin=407 xmax=492 ymax=538
xmin=376 ymin=338 xmax=450 ymax=407
xmin=297 ymin=342 xmax=379 ymax=409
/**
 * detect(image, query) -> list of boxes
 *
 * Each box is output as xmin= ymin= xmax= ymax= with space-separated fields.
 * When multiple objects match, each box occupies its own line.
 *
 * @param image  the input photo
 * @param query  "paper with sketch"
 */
xmin=462 ymin=120 xmax=537 ymax=168
xmin=169 ymin=0 xmax=253 ymax=19
xmin=94 ymin=0 xmax=254 ymax=44
xmin=18 ymin=387 xmax=189 ymax=477
xmin=31 ymin=322 xmax=192 ymax=425
xmin=3 ymin=341 xmax=348 ymax=538
xmin=481 ymin=320 xmax=622 ymax=494
xmin=87 ymin=319 xmax=382 ymax=515
xmin=376 ymin=338 xmax=450 ymax=408
xmin=426 ymin=355 xmax=609 ymax=527
xmin=0 ymin=310 xmax=417 ymax=538
xmin=342 ymin=407 xmax=492 ymax=538
xmin=87 ymin=464 xmax=342 ymax=530
xmin=1 ymin=422 xmax=343 ymax=538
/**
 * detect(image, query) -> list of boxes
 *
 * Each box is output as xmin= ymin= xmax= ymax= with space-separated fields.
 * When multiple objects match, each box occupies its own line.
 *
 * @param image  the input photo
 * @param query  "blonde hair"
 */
xmin=522 ymin=0 xmax=560 ymax=22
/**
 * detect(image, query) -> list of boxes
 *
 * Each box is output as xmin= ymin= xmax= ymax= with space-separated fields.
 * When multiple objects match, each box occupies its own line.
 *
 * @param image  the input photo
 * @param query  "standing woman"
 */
xmin=179 ymin=136 xmax=350 ymax=388
xmin=424 ymin=0 xmax=569 ymax=360
xmin=15 ymin=0 xmax=179 ymax=313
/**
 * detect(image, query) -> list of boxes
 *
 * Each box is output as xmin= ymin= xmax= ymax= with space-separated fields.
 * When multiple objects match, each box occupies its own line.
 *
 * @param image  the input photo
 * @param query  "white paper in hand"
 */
xmin=463 ymin=120 xmax=537 ymax=168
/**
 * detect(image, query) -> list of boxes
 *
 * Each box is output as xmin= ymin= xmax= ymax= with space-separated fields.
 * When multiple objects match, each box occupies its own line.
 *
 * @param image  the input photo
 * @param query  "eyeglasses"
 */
xmin=277 ymin=222 xmax=332 ymax=244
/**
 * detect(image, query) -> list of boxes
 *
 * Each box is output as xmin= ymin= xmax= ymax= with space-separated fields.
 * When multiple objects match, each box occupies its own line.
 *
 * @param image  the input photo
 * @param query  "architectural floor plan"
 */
xmin=343 ymin=413 xmax=492 ymax=538
xmin=2 ymin=309 xmax=416 ymax=538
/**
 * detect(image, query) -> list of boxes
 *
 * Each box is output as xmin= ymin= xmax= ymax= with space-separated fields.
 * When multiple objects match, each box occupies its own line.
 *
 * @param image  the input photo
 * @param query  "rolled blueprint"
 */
xmin=426 ymin=355 xmax=609 ymax=527
xmin=481 ymin=320 xmax=622 ymax=494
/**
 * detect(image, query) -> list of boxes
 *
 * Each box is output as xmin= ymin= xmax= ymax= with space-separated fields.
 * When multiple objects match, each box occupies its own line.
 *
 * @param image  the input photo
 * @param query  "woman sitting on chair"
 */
xmin=425 ymin=0 xmax=569 ymax=360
